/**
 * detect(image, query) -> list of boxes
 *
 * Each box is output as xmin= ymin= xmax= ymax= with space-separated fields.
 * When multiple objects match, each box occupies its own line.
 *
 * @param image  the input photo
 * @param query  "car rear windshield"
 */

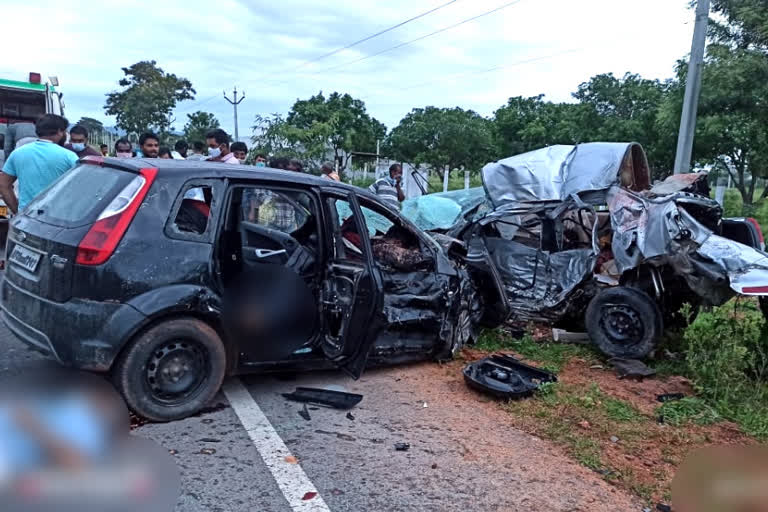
xmin=23 ymin=164 xmax=138 ymax=228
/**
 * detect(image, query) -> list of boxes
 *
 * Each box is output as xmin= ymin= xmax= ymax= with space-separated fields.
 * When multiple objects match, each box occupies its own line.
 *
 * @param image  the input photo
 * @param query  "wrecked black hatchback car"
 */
xmin=404 ymin=143 xmax=768 ymax=360
xmin=1 ymin=157 xmax=502 ymax=421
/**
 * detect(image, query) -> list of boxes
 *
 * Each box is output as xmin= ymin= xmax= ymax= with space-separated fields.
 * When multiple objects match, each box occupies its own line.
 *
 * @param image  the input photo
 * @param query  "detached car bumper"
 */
xmin=1 ymin=278 xmax=147 ymax=371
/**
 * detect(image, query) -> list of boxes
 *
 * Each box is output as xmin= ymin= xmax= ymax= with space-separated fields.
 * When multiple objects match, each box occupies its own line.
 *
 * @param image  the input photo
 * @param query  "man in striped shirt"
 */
xmin=369 ymin=163 xmax=405 ymax=208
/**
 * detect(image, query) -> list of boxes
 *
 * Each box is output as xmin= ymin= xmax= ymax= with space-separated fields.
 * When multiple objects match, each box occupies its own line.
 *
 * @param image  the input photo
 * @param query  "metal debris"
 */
xmin=282 ymin=387 xmax=363 ymax=410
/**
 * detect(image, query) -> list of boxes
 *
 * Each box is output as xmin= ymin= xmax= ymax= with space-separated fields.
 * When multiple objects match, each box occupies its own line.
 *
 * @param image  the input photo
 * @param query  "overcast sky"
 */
xmin=3 ymin=0 xmax=695 ymax=138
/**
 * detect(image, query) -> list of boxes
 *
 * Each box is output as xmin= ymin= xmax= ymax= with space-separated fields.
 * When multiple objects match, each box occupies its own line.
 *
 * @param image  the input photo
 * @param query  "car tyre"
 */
xmin=436 ymin=291 xmax=479 ymax=362
xmin=113 ymin=317 xmax=226 ymax=422
xmin=585 ymin=287 xmax=662 ymax=359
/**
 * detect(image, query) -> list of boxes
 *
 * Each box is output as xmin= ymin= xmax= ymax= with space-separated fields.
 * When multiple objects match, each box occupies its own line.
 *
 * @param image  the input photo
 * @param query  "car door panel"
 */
xmin=320 ymin=194 xmax=384 ymax=378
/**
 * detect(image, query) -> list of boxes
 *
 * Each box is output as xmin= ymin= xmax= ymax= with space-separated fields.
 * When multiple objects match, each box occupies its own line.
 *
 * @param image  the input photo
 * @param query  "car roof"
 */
xmin=85 ymin=156 xmax=392 ymax=208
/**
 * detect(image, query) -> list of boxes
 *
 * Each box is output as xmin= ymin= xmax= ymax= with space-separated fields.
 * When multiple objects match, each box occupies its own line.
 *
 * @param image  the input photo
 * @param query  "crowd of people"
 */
xmin=0 ymin=113 xmax=407 ymax=218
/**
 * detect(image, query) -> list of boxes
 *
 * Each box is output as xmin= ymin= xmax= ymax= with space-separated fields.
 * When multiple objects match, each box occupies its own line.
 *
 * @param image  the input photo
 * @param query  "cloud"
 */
xmin=2 ymin=0 xmax=694 ymax=137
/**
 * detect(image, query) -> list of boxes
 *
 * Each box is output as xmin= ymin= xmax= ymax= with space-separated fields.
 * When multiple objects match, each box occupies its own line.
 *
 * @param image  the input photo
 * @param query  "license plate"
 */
xmin=10 ymin=245 xmax=42 ymax=273
xmin=0 ymin=206 xmax=7 ymax=217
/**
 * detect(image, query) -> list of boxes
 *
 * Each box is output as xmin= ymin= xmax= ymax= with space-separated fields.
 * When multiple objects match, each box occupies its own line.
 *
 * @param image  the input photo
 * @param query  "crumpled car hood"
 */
xmin=482 ymin=142 xmax=650 ymax=207
xmin=608 ymin=186 xmax=768 ymax=299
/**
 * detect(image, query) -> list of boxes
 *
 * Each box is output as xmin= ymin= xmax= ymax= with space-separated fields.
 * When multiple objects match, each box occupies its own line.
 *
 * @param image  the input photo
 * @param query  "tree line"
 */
xmin=102 ymin=0 xmax=768 ymax=207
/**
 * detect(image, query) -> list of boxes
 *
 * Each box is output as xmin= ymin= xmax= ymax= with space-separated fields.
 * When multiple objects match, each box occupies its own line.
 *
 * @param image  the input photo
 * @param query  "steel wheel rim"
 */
xmin=146 ymin=339 xmax=209 ymax=405
xmin=600 ymin=304 xmax=644 ymax=344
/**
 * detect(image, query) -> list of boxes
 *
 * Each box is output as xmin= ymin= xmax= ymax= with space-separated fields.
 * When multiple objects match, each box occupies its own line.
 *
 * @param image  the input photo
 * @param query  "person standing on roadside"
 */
xmin=186 ymin=141 xmax=206 ymax=161
xmin=369 ymin=163 xmax=405 ymax=208
xmin=4 ymin=121 xmax=37 ymax=155
xmin=0 ymin=114 xmax=77 ymax=214
xmin=230 ymin=142 xmax=248 ymax=164
xmin=254 ymin=153 xmax=267 ymax=167
xmin=100 ymin=144 xmax=109 ymax=157
xmin=173 ymin=140 xmax=188 ymax=159
xmin=114 ymin=138 xmax=133 ymax=158
xmin=320 ymin=161 xmax=340 ymax=181
xmin=65 ymin=125 xmax=101 ymax=158
xmin=205 ymin=129 xmax=239 ymax=164
xmin=138 ymin=132 xmax=160 ymax=158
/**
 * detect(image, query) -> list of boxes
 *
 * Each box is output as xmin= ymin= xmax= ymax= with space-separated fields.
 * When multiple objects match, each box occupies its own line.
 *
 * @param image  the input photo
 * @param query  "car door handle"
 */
xmin=253 ymin=248 xmax=287 ymax=258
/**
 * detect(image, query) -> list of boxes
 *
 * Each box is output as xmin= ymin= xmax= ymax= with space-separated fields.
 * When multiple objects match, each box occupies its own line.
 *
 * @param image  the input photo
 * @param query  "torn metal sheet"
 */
xmin=482 ymin=142 xmax=650 ymax=207
xmin=485 ymin=237 xmax=596 ymax=321
xmin=463 ymin=354 xmax=557 ymax=398
xmin=697 ymin=234 xmax=768 ymax=294
xmin=607 ymin=186 xmax=768 ymax=301
xmin=607 ymin=187 xmax=713 ymax=273
xmin=647 ymin=172 xmax=709 ymax=197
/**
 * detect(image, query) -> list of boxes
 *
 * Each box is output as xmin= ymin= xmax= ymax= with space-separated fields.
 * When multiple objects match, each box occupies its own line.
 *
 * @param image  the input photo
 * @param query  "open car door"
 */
xmin=320 ymin=193 xmax=385 ymax=378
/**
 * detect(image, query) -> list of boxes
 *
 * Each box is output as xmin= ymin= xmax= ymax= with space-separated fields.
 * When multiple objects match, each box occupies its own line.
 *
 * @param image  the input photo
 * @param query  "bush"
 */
xmin=682 ymin=299 xmax=768 ymax=438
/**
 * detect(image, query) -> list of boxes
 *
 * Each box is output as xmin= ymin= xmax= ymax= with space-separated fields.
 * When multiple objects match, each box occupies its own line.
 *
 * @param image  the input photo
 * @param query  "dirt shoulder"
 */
xmin=459 ymin=331 xmax=756 ymax=507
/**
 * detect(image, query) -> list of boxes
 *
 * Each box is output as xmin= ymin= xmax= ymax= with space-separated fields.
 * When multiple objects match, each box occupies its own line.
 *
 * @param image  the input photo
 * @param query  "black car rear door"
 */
xmin=320 ymin=192 xmax=384 ymax=378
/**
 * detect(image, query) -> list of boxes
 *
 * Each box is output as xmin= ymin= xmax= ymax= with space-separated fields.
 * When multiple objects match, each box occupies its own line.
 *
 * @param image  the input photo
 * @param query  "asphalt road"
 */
xmin=0 ymin=290 xmax=643 ymax=511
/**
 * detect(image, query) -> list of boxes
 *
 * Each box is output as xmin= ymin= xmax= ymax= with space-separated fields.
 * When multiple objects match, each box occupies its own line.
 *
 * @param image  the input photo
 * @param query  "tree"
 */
xmin=250 ymin=113 xmax=318 ymax=162
xmin=710 ymin=0 xmax=768 ymax=49
xmin=664 ymin=45 xmax=768 ymax=206
xmin=285 ymin=92 xmax=386 ymax=169
xmin=493 ymin=95 xmax=600 ymax=157
xmin=183 ymin=111 xmax=220 ymax=144
xmin=104 ymin=60 xmax=195 ymax=136
xmin=573 ymin=73 xmax=677 ymax=178
xmin=76 ymin=117 xmax=104 ymax=135
xmin=386 ymin=106 xmax=495 ymax=177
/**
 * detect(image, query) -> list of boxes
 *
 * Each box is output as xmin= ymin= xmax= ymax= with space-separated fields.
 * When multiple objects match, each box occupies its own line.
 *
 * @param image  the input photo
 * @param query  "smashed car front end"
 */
xmin=608 ymin=185 xmax=768 ymax=305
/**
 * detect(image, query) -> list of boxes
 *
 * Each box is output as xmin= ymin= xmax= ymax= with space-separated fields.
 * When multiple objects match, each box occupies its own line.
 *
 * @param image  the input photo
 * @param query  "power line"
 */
xmin=174 ymin=94 xmax=220 ymax=116
xmin=399 ymin=47 xmax=583 ymax=91
xmin=312 ymin=0 xmax=524 ymax=75
xmin=260 ymin=0 xmax=525 ymax=88
xmin=283 ymin=0 xmax=461 ymax=73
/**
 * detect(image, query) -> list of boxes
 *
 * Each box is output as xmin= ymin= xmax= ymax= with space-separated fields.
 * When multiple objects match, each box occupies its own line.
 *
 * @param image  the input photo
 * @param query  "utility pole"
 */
xmin=223 ymin=87 xmax=245 ymax=141
xmin=673 ymin=0 xmax=710 ymax=175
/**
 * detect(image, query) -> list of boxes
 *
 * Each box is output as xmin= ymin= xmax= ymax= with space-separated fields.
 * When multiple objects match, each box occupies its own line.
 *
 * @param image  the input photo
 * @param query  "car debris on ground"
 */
xmin=610 ymin=358 xmax=657 ymax=380
xmin=462 ymin=354 xmax=557 ymax=398
xmin=282 ymin=387 xmax=364 ymax=409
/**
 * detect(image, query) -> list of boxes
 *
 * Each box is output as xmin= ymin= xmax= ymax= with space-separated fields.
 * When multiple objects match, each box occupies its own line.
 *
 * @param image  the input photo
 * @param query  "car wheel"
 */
xmin=113 ymin=318 xmax=226 ymax=422
xmin=436 ymin=298 xmax=475 ymax=362
xmin=585 ymin=287 xmax=662 ymax=359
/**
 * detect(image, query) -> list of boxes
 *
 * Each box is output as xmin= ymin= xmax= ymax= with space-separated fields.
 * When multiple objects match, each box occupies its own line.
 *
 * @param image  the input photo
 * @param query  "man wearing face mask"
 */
xmin=205 ymin=129 xmax=239 ymax=164
xmin=114 ymin=138 xmax=133 ymax=158
xmin=0 ymin=114 xmax=77 ymax=214
xmin=65 ymin=125 xmax=101 ymax=158
xmin=254 ymin=153 xmax=267 ymax=167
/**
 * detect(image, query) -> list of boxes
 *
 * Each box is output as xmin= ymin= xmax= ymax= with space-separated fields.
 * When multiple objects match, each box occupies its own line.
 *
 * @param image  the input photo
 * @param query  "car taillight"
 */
xmin=747 ymin=217 xmax=765 ymax=250
xmin=76 ymin=168 xmax=157 ymax=265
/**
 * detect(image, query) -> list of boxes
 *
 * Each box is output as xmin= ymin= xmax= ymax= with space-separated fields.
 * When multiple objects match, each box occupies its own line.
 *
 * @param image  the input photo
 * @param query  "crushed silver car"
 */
xmin=404 ymin=143 xmax=768 ymax=359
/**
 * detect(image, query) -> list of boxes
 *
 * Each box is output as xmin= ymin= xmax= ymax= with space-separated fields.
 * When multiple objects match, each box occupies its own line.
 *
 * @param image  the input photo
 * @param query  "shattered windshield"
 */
xmin=401 ymin=188 xmax=488 ymax=231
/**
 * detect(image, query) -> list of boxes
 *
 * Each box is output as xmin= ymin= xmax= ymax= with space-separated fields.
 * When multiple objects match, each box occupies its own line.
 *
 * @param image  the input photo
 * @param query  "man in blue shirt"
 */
xmin=0 ymin=114 xmax=77 ymax=214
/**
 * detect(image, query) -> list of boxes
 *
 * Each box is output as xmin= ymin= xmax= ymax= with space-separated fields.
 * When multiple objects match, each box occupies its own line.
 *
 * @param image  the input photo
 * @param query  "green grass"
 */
xmin=474 ymin=330 xmax=595 ymax=372
xmin=656 ymin=397 xmax=720 ymax=427
xmin=604 ymin=397 xmax=645 ymax=423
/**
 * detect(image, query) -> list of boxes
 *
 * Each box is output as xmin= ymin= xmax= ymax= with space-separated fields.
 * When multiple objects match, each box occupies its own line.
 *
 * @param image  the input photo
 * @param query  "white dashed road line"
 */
xmin=222 ymin=378 xmax=331 ymax=512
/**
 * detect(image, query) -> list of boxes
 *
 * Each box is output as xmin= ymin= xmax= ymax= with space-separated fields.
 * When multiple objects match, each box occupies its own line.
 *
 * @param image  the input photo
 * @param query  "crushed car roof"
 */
xmin=481 ymin=142 xmax=651 ymax=207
